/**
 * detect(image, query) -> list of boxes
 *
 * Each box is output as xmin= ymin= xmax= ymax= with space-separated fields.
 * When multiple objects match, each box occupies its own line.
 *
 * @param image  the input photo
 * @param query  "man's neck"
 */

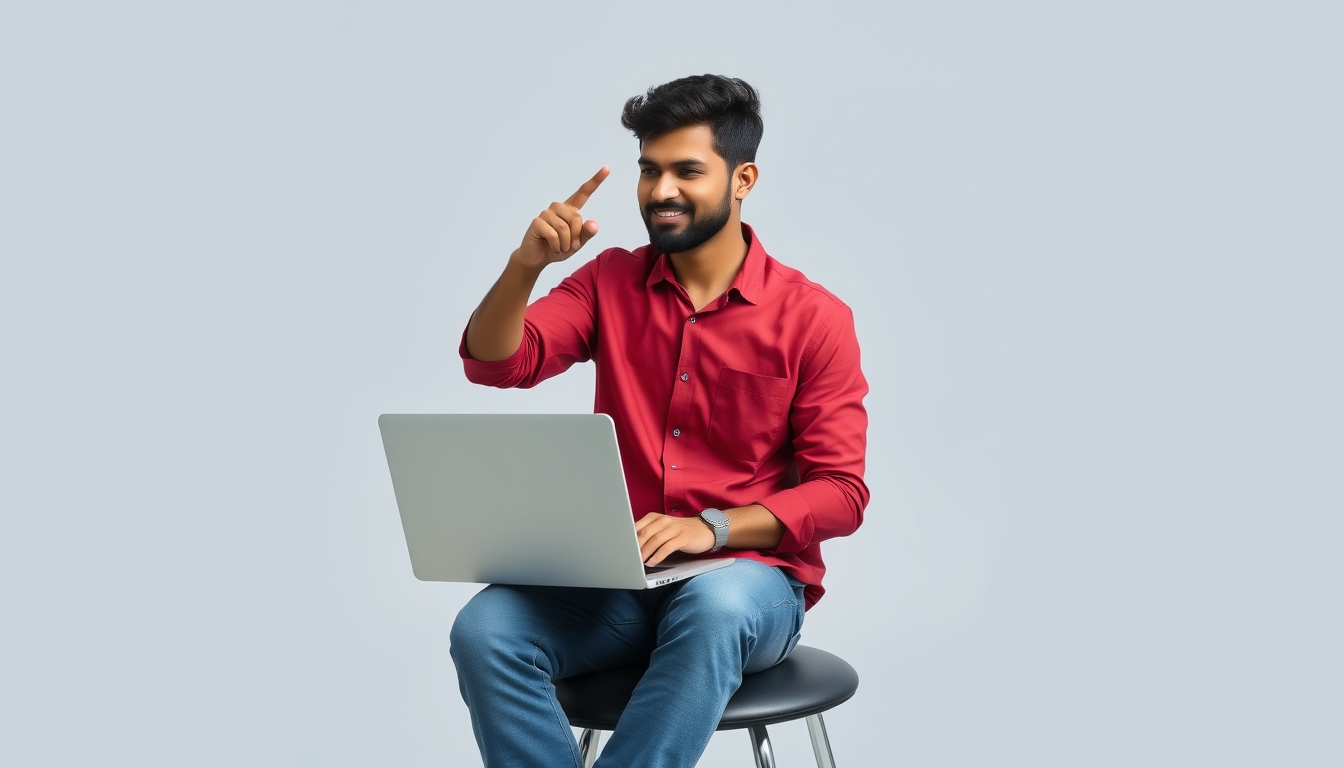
xmin=668 ymin=217 xmax=749 ymax=312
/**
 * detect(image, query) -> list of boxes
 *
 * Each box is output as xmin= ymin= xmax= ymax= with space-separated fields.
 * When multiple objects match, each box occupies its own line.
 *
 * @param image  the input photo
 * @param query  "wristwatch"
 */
xmin=698 ymin=508 xmax=730 ymax=552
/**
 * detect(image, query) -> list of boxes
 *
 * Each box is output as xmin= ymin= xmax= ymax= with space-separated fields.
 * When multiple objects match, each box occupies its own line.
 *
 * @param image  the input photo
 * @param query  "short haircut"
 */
xmin=621 ymin=75 xmax=763 ymax=170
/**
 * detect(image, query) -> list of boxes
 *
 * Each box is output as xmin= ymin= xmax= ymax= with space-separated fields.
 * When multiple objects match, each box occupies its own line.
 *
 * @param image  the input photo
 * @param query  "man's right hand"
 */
xmin=513 ymin=166 xmax=610 ymax=270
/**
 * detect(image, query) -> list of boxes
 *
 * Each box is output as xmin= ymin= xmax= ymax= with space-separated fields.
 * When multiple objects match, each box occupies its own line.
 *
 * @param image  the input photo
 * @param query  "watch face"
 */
xmin=700 ymin=508 xmax=729 ymax=551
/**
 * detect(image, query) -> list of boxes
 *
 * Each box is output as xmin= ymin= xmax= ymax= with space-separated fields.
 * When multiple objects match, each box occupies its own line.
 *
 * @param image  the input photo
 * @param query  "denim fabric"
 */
xmin=449 ymin=560 xmax=806 ymax=768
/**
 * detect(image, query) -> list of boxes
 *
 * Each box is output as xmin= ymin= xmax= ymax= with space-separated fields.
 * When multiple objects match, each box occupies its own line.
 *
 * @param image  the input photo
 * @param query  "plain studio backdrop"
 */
xmin=1 ymin=2 xmax=1340 ymax=766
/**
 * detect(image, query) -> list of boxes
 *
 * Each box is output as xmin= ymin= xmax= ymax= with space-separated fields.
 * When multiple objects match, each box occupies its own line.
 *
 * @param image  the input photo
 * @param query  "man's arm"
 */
xmin=756 ymin=304 xmax=869 ymax=551
xmin=464 ymin=167 xmax=609 ymax=362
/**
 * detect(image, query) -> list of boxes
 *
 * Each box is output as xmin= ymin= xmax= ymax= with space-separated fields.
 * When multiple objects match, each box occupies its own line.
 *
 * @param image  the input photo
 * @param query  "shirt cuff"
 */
xmin=458 ymin=327 xmax=527 ymax=386
xmin=757 ymin=488 xmax=815 ymax=554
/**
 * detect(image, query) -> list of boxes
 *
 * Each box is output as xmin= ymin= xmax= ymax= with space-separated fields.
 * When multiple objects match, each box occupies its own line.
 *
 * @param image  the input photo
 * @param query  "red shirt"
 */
xmin=459 ymin=225 xmax=868 ymax=608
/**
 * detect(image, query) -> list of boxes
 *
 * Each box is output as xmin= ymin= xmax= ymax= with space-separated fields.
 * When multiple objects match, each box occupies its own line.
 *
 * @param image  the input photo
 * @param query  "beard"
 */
xmin=642 ymin=182 xmax=734 ymax=255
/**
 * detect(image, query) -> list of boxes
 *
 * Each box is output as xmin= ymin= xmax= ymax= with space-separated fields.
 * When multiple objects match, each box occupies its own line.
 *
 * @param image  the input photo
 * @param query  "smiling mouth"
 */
xmin=651 ymin=208 xmax=689 ymax=222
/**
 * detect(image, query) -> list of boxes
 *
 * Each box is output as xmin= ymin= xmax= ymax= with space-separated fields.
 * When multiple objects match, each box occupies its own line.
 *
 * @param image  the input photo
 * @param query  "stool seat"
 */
xmin=555 ymin=645 xmax=859 ymax=731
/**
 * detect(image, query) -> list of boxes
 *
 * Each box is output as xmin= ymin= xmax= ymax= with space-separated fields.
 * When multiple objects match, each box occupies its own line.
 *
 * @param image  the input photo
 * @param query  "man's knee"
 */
xmin=449 ymin=586 xmax=526 ymax=666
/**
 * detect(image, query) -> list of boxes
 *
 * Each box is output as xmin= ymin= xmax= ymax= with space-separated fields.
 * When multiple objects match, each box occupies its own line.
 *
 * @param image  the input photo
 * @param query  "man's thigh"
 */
xmin=653 ymin=560 xmax=806 ymax=673
xmin=451 ymin=584 xmax=658 ymax=678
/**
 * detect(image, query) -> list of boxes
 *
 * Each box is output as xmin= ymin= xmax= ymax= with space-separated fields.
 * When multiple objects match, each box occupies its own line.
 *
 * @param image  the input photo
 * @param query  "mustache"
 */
xmin=644 ymin=201 xmax=693 ymax=217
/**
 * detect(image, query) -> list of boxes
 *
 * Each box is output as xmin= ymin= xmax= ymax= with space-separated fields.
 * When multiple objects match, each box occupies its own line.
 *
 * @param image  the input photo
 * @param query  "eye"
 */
xmin=679 ymin=169 xmax=701 ymax=178
xmin=640 ymin=168 xmax=658 ymax=176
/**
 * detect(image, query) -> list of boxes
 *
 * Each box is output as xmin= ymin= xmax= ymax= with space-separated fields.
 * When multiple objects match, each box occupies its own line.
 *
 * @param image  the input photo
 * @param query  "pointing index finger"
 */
xmin=564 ymin=166 xmax=610 ymax=209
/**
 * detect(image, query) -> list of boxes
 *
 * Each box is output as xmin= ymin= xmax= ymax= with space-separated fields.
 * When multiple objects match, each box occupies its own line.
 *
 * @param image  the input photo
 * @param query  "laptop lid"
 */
xmin=379 ymin=413 xmax=664 ymax=589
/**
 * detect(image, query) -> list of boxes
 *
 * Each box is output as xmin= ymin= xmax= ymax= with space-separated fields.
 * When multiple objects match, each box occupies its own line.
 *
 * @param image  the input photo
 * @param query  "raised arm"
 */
xmin=465 ymin=166 xmax=609 ymax=361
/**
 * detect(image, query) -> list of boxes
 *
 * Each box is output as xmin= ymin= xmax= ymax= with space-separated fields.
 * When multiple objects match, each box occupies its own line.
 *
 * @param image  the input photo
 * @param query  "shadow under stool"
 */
xmin=554 ymin=645 xmax=859 ymax=768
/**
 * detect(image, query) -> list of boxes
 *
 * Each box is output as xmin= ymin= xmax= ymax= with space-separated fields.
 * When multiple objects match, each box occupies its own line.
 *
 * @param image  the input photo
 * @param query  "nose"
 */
xmin=652 ymin=172 xmax=679 ymax=203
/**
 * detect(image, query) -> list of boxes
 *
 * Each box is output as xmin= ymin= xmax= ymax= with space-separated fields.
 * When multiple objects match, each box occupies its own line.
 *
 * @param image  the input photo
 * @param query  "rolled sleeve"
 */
xmin=458 ymin=329 xmax=531 ymax=386
xmin=758 ymin=304 xmax=869 ymax=553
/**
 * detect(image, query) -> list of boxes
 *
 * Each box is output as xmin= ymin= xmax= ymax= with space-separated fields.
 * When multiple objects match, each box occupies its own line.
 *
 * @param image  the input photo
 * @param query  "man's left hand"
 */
xmin=635 ymin=512 xmax=716 ymax=566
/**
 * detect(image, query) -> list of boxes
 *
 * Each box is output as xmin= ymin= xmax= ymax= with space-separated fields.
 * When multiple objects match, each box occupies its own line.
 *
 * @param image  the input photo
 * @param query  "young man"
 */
xmin=450 ymin=75 xmax=868 ymax=768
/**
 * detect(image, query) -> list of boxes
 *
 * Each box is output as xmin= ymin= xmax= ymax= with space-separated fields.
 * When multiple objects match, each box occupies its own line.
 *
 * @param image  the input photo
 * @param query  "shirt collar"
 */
xmin=644 ymin=223 xmax=767 ymax=306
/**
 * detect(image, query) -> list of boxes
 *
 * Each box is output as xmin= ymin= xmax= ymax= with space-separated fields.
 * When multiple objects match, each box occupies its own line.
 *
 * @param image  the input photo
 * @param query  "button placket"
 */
xmin=664 ymin=305 xmax=702 ymax=514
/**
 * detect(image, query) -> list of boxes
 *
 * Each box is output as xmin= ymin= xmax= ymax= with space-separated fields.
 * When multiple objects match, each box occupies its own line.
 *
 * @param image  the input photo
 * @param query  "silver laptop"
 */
xmin=378 ymin=413 xmax=735 ymax=589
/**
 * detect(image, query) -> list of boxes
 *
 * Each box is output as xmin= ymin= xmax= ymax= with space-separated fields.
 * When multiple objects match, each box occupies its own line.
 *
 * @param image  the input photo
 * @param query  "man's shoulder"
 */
xmin=551 ymin=245 xmax=654 ymax=297
xmin=761 ymin=254 xmax=852 ymax=318
xmin=589 ymin=244 xmax=653 ymax=276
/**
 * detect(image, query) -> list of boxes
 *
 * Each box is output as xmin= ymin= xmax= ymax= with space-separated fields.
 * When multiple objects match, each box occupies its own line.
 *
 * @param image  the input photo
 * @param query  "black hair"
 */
xmin=621 ymin=75 xmax=763 ymax=170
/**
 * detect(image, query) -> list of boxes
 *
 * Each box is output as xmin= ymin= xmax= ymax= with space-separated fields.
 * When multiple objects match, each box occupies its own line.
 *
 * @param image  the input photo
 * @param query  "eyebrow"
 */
xmin=637 ymin=156 xmax=709 ymax=169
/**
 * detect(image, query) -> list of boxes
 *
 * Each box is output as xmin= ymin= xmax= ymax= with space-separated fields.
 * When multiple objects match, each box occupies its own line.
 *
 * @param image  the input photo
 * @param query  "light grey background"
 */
xmin=2 ymin=2 xmax=1340 ymax=766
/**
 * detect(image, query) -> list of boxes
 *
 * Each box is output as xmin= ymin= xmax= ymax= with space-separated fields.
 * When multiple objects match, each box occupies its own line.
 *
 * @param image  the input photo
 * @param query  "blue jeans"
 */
xmin=449 ymin=559 xmax=806 ymax=768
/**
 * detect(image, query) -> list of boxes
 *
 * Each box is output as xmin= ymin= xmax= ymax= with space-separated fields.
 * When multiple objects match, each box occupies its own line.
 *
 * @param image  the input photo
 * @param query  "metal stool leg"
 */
xmin=806 ymin=714 xmax=837 ymax=768
xmin=578 ymin=728 xmax=601 ymax=768
xmin=748 ymin=725 xmax=776 ymax=768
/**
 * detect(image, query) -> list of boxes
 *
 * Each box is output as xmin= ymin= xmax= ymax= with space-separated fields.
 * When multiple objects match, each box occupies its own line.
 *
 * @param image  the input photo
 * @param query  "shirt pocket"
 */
xmin=708 ymin=367 xmax=793 ymax=464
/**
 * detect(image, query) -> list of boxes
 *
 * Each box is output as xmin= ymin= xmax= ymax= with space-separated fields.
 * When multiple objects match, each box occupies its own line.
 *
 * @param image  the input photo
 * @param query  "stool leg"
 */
xmin=748 ymin=725 xmax=776 ymax=768
xmin=578 ymin=728 xmax=601 ymax=768
xmin=806 ymin=714 xmax=837 ymax=768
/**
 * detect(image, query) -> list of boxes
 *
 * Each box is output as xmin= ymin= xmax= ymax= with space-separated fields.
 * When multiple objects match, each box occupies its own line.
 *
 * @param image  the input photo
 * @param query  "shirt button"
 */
xmin=680 ymin=373 xmax=689 ymax=381
xmin=672 ymin=428 xmax=681 ymax=437
xmin=670 ymin=465 xmax=678 ymax=470
xmin=689 ymin=316 xmax=697 ymax=324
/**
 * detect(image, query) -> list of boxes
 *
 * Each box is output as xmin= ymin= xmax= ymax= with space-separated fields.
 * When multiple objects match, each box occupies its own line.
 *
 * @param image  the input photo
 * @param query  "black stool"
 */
xmin=554 ymin=645 xmax=859 ymax=768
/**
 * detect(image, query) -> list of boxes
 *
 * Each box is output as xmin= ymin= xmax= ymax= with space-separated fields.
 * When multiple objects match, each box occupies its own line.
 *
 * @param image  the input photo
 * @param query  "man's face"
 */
xmin=638 ymin=124 xmax=735 ymax=254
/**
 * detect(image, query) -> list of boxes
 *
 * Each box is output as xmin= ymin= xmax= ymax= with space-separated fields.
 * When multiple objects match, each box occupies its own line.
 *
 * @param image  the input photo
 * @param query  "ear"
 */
xmin=732 ymin=162 xmax=759 ymax=202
